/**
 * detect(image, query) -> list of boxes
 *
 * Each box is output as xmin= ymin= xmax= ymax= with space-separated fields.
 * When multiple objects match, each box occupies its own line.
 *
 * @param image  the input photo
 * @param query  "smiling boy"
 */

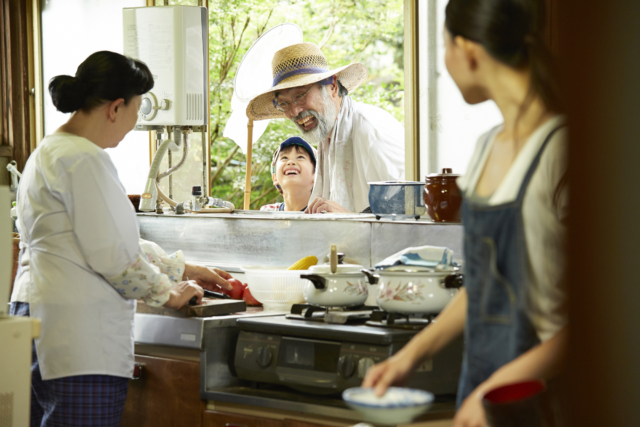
xmin=260 ymin=137 xmax=316 ymax=212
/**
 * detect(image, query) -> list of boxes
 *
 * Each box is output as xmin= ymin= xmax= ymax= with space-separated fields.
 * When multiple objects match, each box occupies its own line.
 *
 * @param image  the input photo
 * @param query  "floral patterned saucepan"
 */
xmin=300 ymin=263 xmax=369 ymax=307
xmin=361 ymin=267 xmax=463 ymax=314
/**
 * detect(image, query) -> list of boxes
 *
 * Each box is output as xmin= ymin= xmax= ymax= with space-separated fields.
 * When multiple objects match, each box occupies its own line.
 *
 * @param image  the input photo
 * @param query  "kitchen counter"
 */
xmin=204 ymin=385 xmax=456 ymax=425
xmin=134 ymin=306 xmax=280 ymax=350
xmin=133 ymin=308 xmax=455 ymax=426
xmin=130 ymin=213 xmax=463 ymax=426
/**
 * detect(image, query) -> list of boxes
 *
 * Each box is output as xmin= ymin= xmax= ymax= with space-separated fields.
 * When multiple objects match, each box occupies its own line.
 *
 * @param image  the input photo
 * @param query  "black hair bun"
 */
xmin=48 ymin=75 xmax=88 ymax=113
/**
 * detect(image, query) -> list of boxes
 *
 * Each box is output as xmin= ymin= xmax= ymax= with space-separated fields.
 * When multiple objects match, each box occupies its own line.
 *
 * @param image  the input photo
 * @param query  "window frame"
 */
xmin=0 ymin=0 xmax=43 ymax=172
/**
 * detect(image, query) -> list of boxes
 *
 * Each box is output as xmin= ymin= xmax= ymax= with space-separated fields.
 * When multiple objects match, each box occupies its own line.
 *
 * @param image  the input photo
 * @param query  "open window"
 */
xmin=32 ymin=0 xmax=407 ymax=210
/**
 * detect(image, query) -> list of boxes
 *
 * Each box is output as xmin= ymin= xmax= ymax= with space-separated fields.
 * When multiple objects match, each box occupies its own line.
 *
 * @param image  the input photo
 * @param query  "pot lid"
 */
xmin=309 ymin=263 xmax=366 ymax=275
xmin=425 ymin=168 xmax=460 ymax=180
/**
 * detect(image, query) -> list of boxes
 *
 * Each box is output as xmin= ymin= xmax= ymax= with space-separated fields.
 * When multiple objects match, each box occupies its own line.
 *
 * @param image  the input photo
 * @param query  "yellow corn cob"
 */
xmin=287 ymin=255 xmax=318 ymax=270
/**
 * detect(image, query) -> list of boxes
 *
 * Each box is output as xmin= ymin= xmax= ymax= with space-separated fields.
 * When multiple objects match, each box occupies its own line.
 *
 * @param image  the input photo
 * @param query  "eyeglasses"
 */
xmin=272 ymin=84 xmax=315 ymax=113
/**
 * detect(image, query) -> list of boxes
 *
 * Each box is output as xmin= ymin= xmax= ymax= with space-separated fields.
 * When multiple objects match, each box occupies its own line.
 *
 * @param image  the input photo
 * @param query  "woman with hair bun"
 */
xmin=10 ymin=51 xmax=233 ymax=426
xmin=363 ymin=0 xmax=567 ymax=425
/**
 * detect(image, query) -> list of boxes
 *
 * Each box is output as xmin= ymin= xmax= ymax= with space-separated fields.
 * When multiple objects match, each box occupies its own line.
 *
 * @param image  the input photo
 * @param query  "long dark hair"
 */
xmin=49 ymin=51 xmax=154 ymax=113
xmin=445 ymin=0 xmax=561 ymax=114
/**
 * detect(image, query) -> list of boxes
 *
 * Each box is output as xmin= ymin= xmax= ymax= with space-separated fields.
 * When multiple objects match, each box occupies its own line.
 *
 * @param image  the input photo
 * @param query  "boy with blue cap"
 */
xmin=260 ymin=137 xmax=317 ymax=212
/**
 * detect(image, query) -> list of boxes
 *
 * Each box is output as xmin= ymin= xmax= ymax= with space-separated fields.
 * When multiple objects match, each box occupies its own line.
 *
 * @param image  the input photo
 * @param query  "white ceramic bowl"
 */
xmin=342 ymin=387 xmax=434 ymax=425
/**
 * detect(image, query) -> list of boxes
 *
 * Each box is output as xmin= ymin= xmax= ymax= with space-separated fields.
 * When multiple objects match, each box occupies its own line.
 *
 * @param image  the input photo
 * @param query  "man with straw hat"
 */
xmin=247 ymin=42 xmax=405 ymax=213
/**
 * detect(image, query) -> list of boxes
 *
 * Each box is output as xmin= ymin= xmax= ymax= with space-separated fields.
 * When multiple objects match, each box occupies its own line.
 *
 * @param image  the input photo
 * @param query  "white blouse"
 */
xmin=457 ymin=116 xmax=568 ymax=342
xmin=11 ymin=133 xmax=182 ymax=380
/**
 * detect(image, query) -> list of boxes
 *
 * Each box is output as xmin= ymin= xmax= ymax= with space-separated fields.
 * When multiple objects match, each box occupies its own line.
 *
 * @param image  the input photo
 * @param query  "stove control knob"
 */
xmin=358 ymin=357 xmax=375 ymax=378
xmin=338 ymin=355 xmax=356 ymax=378
xmin=256 ymin=346 xmax=272 ymax=368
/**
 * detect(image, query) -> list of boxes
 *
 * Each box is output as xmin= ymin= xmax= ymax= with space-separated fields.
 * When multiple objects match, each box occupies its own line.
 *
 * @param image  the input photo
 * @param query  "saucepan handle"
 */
xmin=360 ymin=269 xmax=379 ymax=285
xmin=300 ymin=274 xmax=327 ymax=290
xmin=444 ymin=274 xmax=464 ymax=289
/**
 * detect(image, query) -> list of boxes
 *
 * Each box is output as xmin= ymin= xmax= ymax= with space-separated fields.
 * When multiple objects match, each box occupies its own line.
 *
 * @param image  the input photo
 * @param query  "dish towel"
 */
xmin=375 ymin=246 xmax=456 ymax=270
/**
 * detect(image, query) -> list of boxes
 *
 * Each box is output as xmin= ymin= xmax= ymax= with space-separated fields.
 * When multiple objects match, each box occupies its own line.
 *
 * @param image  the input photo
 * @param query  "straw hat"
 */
xmin=246 ymin=42 xmax=368 ymax=120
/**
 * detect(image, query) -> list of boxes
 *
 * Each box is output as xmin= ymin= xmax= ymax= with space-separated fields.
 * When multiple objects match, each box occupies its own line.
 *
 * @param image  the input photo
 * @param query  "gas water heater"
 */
xmin=123 ymin=5 xmax=221 ymax=212
xmin=123 ymin=5 xmax=207 ymax=127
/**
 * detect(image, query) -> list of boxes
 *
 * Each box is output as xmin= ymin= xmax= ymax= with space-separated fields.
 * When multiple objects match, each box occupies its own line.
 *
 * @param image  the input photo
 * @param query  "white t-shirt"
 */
xmin=457 ymin=116 xmax=568 ymax=342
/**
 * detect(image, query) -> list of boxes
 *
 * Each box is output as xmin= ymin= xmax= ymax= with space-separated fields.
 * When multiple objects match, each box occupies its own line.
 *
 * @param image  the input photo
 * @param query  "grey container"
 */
xmin=368 ymin=181 xmax=427 ymax=217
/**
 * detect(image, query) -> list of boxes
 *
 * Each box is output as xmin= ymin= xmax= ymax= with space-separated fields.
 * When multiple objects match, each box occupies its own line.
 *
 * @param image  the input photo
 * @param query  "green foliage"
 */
xmin=204 ymin=0 xmax=404 ymax=209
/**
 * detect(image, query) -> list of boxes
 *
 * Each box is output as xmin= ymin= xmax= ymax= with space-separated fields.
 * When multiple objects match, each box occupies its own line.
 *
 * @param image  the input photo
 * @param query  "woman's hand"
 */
xmin=163 ymin=280 xmax=204 ymax=309
xmin=361 ymin=350 xmax=418 ymax=397
xmin=453 ymin=389 xmax=488 ymax=427
xmin=305 ymin=197 xmax=351 ymax=214
xmin=362 ymin=290 xmax=469 ymax=397
xmin=183 ymin=263 xmax=232 ymax=291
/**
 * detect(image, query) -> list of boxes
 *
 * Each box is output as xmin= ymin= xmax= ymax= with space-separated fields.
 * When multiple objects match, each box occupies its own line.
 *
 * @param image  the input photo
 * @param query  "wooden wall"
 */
xmin=559 ymin=0 xmax=640 ymax=425
xmin=543 ymin=0 xmax=559 ymax=53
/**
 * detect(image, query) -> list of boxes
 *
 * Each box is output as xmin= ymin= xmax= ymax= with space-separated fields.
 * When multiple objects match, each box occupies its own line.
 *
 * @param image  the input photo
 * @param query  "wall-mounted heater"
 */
xmin=123 ymin=6 xmax=220 ymax=212
xmin=123 ymin=5 xmax=207 ymax=127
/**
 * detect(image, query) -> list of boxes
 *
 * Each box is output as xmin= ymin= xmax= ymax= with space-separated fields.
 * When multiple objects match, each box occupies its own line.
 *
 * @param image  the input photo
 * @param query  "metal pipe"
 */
xmin=243 ymin=118 xmax=254 ymax=210
xmin=158 ymin=131 xmax=189 ymax=179
xmin=154 ymin=181 xmax=233 ymax=213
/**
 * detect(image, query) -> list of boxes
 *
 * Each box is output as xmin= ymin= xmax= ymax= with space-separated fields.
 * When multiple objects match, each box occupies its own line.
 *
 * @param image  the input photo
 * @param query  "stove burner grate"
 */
xmin=286 ymin=304 xmax=378 ymax=324
xmin=366 ymin=309 xmax=435 ymax=330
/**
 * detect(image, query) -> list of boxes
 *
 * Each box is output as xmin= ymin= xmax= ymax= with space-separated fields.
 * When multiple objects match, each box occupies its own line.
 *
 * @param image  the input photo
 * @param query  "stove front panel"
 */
xmin=233 ymin=326 xmax=464 ymax=396
xmin=234 ymin=330 xmax=400 ymax=393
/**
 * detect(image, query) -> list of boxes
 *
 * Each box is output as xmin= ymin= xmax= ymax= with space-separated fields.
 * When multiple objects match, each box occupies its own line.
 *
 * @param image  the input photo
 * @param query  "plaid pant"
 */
xmin=10 ymin=302 xmax=129 ymax=427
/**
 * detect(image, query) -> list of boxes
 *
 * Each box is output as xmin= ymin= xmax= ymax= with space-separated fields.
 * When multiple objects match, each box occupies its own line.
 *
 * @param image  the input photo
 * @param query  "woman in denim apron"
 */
xmin=363 ymin=0 xmax=568 ymax=425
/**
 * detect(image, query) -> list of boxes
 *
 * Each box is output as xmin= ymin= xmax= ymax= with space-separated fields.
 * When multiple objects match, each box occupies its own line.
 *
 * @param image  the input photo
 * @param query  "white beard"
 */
xmin=292 ymin=86 xmax=337 ymax=145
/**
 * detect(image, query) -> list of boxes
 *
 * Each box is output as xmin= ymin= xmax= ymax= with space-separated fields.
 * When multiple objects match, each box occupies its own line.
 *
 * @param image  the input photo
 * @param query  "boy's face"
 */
xmin=273 ymin=145 xmax=315 ymax=195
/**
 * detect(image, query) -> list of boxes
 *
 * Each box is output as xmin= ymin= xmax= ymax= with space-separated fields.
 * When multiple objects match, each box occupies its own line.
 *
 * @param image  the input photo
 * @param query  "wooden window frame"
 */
xmin=404 ymin=0 xmax=419 ymax=181
xmin=0 ymin=0 xmax=43 ymax=171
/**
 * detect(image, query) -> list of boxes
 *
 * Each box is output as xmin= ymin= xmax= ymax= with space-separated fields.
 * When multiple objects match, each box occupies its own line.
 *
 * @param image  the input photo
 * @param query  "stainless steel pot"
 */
xmin=362 ymin=267 xmax=463 ymax=314
xmin=368 ymin=181 xmax=427 ymax=217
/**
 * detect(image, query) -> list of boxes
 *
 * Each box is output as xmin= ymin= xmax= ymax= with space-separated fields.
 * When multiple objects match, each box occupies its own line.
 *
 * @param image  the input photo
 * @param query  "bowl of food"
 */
xmin=342 ymin=387 xmax=434 ymax=425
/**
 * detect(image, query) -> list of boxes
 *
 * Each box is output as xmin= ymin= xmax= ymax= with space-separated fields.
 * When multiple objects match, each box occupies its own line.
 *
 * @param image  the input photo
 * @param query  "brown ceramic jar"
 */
xmin=424 ymin=168 xmax=462 ymax=222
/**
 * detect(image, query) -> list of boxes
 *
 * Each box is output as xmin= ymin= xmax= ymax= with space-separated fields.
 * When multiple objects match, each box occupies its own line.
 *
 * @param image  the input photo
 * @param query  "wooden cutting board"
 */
xmin=136 ymin=298 xmax=246 ymax=318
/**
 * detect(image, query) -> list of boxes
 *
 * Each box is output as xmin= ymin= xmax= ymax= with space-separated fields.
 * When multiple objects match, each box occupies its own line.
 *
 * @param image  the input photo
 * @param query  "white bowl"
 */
xmin=342 ymin=387 xmax=434 ymax=425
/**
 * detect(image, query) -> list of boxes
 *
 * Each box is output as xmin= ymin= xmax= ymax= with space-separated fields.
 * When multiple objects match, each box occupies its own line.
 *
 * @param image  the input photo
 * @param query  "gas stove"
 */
xmin=234 ymin=306 xmax=463 ymax=396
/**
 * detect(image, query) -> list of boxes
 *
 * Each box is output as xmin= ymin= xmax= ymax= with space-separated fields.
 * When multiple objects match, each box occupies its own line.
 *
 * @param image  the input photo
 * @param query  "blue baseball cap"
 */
xmin=271 ymin=137 xmax=317 ymax=175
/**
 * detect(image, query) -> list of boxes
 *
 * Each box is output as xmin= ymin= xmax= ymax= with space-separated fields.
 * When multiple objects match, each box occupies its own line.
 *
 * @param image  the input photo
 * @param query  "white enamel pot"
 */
xmin=361 ymin=267 xmax=463 ymax=314
xmin=300 ymin=263 xmax=368 ymax=307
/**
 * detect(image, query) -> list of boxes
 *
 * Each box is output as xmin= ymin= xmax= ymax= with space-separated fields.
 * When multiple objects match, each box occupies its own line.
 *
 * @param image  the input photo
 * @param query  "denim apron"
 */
xmin=457 ymin=125 xmax=563 ymax=406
